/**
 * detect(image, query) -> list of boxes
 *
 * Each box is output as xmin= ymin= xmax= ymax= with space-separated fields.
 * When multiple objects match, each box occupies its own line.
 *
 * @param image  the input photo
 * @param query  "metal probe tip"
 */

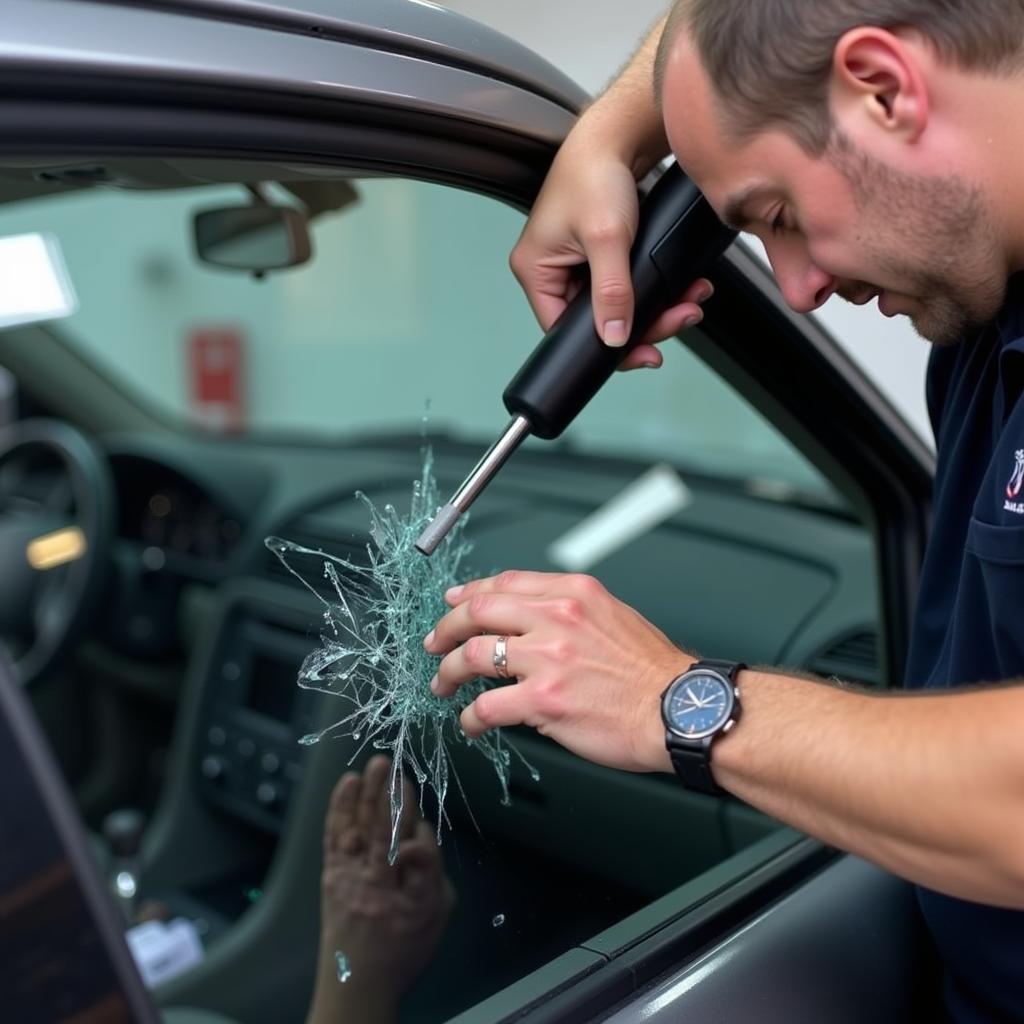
xmin=415 ymin=503 xmax=461 ymax=556
xmin=415 ymin=415 xmax=532 ymax=557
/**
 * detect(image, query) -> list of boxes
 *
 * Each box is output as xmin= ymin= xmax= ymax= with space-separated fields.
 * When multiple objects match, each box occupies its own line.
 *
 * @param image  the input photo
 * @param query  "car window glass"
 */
xmin=0 ymin=173 xmax=881 ymax=1021
xmin=0 ymin=180 xmax=829 ymax=499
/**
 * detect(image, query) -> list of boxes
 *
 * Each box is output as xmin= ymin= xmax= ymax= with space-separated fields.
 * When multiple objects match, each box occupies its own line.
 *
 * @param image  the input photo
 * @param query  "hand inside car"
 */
xmin=509 ymin=130 xmax=713 ymax=369
xmin=306 ymin=755 xmax=455 ymax=1024
xmin=425 ymin=571 xmax=695 ymax=774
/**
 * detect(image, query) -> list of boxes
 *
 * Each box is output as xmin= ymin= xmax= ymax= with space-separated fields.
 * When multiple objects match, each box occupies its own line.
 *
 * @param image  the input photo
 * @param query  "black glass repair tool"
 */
xmin=415 ymin=162 xmax=737 ymax=556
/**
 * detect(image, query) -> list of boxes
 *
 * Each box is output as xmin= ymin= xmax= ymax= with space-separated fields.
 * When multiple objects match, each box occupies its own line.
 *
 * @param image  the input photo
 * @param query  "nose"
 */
xmin=767 ymin=246 xmax=838 ymax=314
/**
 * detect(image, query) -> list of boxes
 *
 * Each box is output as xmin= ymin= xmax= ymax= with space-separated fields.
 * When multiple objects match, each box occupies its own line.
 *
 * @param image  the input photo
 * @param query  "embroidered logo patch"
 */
xmin=1004 ymin=449 xmax=1024 ymax=514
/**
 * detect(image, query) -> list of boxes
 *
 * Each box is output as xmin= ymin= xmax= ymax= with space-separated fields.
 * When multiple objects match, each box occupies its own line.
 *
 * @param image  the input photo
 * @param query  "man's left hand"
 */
xmin=425 ymin=571 xmax=693 ymax=773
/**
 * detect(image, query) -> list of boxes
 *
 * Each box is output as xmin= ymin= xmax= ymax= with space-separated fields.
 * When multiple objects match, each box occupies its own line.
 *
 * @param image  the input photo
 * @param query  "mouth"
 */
xmin=844 ymin=287 xmax=880 ymax=307
xmin=877 ymin=291 xmax=899 ymax=317
xmin=842 ymin=285 xmax=911 ymax=319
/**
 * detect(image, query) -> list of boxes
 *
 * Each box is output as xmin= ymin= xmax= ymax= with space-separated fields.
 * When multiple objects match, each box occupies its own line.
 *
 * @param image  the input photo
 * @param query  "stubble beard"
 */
xmin=827 ymin=131 xmax=1006 ymax=346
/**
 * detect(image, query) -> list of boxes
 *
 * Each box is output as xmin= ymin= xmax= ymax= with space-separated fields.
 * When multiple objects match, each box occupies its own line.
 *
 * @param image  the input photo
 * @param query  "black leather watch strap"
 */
xmin=667 ymin=737 xmax=723 ymax=795
xmin=693 ymin=658 xmax=744 ymax=678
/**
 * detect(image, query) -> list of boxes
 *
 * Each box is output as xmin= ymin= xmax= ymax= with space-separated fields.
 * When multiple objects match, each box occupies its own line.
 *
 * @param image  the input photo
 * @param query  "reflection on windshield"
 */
xmin=267 ymin=447 xmax=537 ymax=863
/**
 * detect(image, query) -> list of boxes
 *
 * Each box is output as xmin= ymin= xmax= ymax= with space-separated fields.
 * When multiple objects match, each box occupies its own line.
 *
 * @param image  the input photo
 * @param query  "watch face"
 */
xmin=663 ymin=671 xmax=733 ymax=739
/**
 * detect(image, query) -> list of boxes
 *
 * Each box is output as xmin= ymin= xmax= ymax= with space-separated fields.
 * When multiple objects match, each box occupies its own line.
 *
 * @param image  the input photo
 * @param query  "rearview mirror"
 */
xmin=193 ymin=205 xmax=312 ymax=272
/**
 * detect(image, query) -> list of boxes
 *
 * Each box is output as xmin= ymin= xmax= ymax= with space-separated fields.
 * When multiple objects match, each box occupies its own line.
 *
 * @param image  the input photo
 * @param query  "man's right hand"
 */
xmin=509 ymin=15 xmax=712 ymax=372
xmin=510 ymin=142 xmax=712 ymax=372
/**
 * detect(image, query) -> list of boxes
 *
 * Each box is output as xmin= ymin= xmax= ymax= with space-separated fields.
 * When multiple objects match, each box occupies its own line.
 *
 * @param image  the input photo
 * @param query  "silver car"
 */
xmin=0 ymin=1 xmax=936 ymax=1021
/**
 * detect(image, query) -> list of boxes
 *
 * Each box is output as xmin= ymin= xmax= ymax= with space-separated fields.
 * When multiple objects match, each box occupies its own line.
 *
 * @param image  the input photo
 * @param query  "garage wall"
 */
xmin=440 ymin=0 xmax=934 ymax=447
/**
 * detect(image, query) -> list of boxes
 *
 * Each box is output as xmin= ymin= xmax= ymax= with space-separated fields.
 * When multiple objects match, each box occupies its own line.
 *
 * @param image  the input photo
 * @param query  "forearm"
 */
xmin=709 ymin=670 xmax=1024 ymax=907
xmin=433 ymin=572 xmax=1016 ymax=906
xmin=569 ymin=15 xmax=670 ymax=179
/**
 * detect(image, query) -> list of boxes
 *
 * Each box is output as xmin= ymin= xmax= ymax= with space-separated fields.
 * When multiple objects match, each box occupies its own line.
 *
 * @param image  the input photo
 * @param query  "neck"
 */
xmin=958 ymin=74 xmax=1024 ymax=273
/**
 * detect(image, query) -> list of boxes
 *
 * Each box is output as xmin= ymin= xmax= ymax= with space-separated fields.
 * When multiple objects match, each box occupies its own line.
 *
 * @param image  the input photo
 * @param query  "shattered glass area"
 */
xmin=265 ymin=450 xmax=536 ymax=864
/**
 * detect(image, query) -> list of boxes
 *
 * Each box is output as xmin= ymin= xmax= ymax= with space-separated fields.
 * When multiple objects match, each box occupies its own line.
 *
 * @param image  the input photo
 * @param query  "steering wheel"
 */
xmin=0 ymin=419 xmax=114 ymax=685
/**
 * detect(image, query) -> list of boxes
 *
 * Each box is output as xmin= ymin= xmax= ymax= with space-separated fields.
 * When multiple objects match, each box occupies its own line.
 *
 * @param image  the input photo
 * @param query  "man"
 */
xmin=425 ymin=2 xmax=1024 ymax=1021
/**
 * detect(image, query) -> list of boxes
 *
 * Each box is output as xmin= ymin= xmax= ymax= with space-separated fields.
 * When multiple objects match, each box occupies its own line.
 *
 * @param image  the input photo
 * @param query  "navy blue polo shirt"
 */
xmin=905 ymin=274 xmax=1024 ymax=1022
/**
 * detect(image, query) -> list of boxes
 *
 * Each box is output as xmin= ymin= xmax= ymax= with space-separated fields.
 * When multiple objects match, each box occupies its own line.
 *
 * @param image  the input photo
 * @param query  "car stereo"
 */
xmin=196 ymin=610 xmax=322 ymax=832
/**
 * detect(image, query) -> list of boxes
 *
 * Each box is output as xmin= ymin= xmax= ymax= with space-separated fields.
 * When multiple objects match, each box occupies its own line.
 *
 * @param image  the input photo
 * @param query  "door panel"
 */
xmin=601 ymin=857 xmax=943 ymax=1023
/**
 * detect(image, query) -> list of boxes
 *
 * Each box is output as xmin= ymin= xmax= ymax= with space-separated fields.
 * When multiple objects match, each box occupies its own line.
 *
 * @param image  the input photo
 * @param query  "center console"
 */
xmin=142 ymin=580 xmax=363 ymax=1022
xmin=195 ymin=607 xmax=322 ymax=833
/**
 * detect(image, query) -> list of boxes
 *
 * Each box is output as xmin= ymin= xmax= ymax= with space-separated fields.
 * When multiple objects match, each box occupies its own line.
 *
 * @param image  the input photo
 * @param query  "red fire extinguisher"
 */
xmin=188 ymin=327 xmax=245 ymax=432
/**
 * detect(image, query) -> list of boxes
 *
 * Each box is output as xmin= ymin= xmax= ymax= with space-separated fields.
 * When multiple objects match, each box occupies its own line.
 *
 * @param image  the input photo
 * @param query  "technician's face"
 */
xmin=660 ymin=34 xmax=1006 ymax=345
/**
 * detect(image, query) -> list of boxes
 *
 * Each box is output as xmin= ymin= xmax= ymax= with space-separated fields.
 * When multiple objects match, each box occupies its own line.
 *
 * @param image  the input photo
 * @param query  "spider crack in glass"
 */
xmin=266 ymin=448 xmax=538 ymax=864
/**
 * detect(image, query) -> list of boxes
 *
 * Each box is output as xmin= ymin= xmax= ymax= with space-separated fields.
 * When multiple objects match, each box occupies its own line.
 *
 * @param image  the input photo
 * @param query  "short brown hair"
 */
xmin=655 ymin=0 xmax=1024 ymax=153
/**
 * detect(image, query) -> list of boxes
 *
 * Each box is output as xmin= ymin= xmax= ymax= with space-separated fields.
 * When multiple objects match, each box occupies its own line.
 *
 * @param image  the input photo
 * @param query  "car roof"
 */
xmin=2 ymin=0 xmax=585 ymax=151
xmin=134 ymin=0 xmax=590 ymax=111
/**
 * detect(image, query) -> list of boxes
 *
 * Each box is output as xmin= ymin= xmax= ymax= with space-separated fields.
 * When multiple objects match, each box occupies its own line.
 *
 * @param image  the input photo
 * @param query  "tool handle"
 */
xmin=502 ymin=162 xmax=737 ymax=440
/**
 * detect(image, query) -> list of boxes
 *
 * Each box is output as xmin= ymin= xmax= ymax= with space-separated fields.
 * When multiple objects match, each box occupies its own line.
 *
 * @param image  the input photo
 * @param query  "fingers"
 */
xmin=617 ymin=344 xmax=664 ymax=372
xmin=426 ymin=573 xmax=604 ymax=694
xmin=357 ymin=754 xmax=391 ymax=839
xmin=617 ymin=298 xmax=707 ymax=370
xmin=397 ymin=823 xmax=453 ymax=920
xmin=413 ymin=818 xmax=437 ymax=850
xmin=326 ymin=770 xmax=361 ymax=856
xmin=367 ymin=760 xmax=396 ymax=867
xmin=426 ymin=594 xmax=552 ymax=659
xmin=397 ymin=819 xmax=442 ymax=876
xmin=614 ymin=280 xmax=716 ymax=369
xmin=512 ymin=259 xmax=577 ymax=334
xmin=680 ymin=277 xmax=714 ymax=306
xmin=460 ymin=684 xmax=533 ymax=738
xmin=327 ymin=755 xmax=429 ymax=873
xmin=638 ymin=301 xmax=704 ymax=345
xmin=583 ymin=221 xmax=636 ymax=347
xmin=432 ymin=633 xmax=517 ymax=697
xmin=437 ymin=569 xmax=569 ymax=613
xmin=399 ymin=775 xmax=418 ymax=841
xmin=642 ymin=278 xmax=713 ymax=337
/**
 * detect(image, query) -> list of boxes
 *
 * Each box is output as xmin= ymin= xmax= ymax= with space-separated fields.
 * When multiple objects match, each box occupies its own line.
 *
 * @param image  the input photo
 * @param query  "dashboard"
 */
xmin=14 ymin=424 xmax=884 ymax=1022
xmin=98 ymin=432 xmax=881 ymax=688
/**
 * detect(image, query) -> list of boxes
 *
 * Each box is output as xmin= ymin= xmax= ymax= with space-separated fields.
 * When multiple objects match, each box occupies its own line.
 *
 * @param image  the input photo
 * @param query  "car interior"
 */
xmin=0 ymin=156 xmax=892 ymax=1023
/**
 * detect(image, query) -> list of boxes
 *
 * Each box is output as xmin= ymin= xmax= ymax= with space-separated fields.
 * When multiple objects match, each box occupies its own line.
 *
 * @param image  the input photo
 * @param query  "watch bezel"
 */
xmin=661 ymin=668 xmax=736 ymax=741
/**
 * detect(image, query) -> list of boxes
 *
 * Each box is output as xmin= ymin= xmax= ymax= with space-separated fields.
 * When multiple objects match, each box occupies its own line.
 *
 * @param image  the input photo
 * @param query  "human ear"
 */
xmin=831 ymin=28 xmax=929 ymax=142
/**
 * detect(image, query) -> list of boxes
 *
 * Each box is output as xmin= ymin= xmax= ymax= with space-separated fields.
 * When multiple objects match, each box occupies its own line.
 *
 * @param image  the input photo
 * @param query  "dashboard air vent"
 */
xmin=808 ymin=629 xmax=880 ymax=686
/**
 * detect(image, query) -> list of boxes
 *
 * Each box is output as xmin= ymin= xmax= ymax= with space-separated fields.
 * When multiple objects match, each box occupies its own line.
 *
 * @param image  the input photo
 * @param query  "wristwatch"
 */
xmin=661 ymin=659 xmax=745 ymax=795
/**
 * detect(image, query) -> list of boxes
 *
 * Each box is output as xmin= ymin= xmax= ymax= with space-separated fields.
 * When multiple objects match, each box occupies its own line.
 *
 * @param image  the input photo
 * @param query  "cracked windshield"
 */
xmin=0 ymin=165 xmax=857 ymax=1022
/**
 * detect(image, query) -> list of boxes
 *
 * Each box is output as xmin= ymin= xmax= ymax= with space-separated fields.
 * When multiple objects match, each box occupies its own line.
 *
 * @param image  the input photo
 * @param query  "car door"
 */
xmin=0 ymin=2 xmax=937 ymax=1022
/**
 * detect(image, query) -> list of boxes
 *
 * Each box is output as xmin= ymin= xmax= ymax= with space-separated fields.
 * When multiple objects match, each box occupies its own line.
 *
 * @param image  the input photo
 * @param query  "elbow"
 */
xmin=988 ymin=822 xmax=1024 ymax=909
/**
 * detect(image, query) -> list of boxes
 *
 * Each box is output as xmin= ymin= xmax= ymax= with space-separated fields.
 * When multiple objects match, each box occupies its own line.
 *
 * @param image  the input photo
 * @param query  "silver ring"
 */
xmin=493 ymin=635 xmax=510 ymax=679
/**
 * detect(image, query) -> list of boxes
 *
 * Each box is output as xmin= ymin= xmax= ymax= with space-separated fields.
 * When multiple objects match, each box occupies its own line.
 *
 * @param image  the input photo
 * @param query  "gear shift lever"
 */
xmin=102 ymin=807 xmax=145 ymax=922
